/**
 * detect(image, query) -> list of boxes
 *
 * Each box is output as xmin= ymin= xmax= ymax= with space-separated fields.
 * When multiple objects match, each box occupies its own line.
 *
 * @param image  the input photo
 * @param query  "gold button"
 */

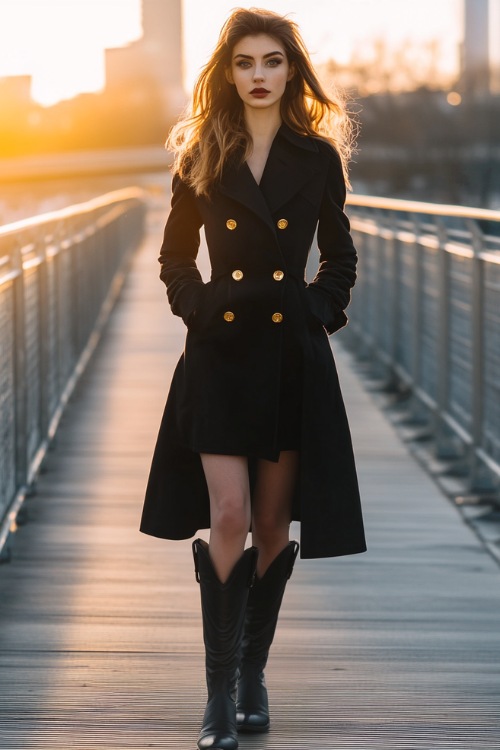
xmin=272 ymin=312 xmax=283 ymax=323
xmin=273 ymin=270 xmax=284 ymax=281
xmin=223 ymin=311 xmax=235 ymax=322
xmin=232 ymin=270 xmax=244 ymax=281
xmin=226 ymin=219 xmax=237 ymax=230
xmin=277 ymin=218 xmax=288 ymax=229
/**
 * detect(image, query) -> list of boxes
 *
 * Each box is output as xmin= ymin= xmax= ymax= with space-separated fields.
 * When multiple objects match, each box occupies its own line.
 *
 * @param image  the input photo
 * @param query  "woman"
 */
xmin=141 ymin=8 xmax=366 ymax=749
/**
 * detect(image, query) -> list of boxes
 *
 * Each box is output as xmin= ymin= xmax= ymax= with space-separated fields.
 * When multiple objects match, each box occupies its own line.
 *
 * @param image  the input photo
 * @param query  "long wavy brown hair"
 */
xmin=168 ymin=7 xmax=354 ymax=195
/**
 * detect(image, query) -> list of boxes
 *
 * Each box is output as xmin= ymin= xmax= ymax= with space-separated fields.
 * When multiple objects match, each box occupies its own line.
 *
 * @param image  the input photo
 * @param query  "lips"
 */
xmin=250 ymin=88 xmax=270 ymax=94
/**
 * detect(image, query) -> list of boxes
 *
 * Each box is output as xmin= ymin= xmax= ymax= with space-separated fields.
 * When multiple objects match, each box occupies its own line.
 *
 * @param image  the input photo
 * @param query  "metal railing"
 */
xmin=344 ymin=194 xmax=500 ymax=494
xmin=0 ymin=188 xmax=147 ymax=558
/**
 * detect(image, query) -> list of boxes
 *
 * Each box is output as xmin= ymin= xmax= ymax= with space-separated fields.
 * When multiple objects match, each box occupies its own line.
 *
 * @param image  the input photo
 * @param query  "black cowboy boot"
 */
xmin=193 ymin=539 xmax=258 ymax=750
xmin=236 ymin=540 xmax=299 ymax=733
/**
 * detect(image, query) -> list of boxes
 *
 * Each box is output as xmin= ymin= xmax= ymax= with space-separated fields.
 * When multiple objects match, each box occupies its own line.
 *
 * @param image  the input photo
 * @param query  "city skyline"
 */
xmin=1 ymin=0 xmax=489 ymax=107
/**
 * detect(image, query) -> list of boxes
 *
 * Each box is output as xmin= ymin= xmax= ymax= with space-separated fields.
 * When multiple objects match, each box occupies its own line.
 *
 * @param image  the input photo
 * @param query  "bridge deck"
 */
xmin=1 ymin=200 xmax=499 ymax=750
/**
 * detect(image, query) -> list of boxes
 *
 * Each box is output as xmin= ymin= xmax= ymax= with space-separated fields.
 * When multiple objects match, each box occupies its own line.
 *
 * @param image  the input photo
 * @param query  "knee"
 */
xmin=211 ymin=493 xmax=249 ymax=537
xmin=252 ymin=508 xmax=288 ymax=544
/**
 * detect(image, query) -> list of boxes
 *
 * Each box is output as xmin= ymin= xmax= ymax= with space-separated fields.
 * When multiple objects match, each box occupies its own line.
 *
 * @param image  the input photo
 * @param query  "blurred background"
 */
xmin=0 ymin=0 xmax=499 ymax=219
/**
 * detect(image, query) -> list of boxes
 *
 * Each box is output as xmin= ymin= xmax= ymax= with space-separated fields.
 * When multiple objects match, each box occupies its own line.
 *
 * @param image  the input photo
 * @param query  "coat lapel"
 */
xmin=218 ymin=124 xmax=322 ymax=231
xmin=218 ymin=156 xmax=276 ymax=235
xmin=259 ymin=126 xmax=321 ymax=214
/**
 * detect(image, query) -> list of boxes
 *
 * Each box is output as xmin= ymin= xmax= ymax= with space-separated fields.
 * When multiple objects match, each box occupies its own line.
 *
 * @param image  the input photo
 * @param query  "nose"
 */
xmin=253 ymin=65 xmax=264 ymax=82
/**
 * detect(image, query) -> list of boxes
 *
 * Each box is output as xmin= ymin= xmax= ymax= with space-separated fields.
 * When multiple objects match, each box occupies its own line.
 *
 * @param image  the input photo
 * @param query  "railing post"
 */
xmin=12 ymin=236 xmax=28 ymax=491
xmin=372 ymin=212 xmax=387 ymax=369
xmin=434 ymin=218 xmax=456 ymax=459
xmin=39 ymin=230 xmax=51 ymax=444
xmin=375 ymin=210 xmax=399 ymax=386
xmin=468 ymin=219 xmax=489 ymax=490
xmin=409 ymin=212 xmax=427 ymax=423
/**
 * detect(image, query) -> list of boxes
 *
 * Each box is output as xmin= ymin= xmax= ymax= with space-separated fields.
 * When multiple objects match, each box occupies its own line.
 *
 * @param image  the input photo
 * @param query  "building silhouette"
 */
xmin=0 ymin=0 xmax=186 ymax=156
xmin=461 ymin=0 xmax=490 ymax=95
xmin=105 ymin=0 xmax=186 ymax=119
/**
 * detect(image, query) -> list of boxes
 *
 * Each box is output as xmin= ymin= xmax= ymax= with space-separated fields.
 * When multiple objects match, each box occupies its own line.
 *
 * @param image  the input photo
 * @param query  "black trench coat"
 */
xmin=140 ymin=124 xmax=366 ymax=559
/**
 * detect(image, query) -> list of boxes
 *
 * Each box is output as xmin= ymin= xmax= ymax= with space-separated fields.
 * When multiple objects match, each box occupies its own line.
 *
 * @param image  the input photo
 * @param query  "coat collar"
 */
xmin=217 ymin=124 xmax=322 ymax=229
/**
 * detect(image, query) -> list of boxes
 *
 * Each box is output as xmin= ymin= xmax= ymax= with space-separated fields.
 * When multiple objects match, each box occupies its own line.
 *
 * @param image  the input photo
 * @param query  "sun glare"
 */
xmin=0 ymin=0 xmax=141 ymax=106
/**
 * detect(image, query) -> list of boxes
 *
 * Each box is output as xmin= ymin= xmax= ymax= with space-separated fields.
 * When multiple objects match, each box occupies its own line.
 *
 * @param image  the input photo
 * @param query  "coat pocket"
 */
xmin=188 ymin=276 xmax=230 ymax=333
xmin=304 ymin=285 xmax=348 ymax=335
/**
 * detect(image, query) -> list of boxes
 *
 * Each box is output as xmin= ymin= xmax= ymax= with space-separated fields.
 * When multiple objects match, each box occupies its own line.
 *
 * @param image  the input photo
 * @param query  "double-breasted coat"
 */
xmin=140 ymin=123 xmax=366 ymax=559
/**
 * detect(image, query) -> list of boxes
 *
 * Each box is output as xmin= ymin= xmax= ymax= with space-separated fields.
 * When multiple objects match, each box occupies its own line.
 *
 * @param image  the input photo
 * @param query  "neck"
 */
xmin=243 ymin=105 xmax=282 ymax=146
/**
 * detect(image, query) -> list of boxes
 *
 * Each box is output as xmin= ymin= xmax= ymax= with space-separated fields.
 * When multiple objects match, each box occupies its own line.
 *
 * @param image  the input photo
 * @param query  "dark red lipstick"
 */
xmin=250 ymin=88 xmax=270 ymax=97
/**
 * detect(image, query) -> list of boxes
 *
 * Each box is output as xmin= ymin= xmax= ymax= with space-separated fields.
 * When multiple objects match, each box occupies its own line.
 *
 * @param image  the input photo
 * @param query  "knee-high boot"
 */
xmin=236 ymin=540 xmax=299 ymax=733
xmin=193 ymin=539 xmax=258 ymax=750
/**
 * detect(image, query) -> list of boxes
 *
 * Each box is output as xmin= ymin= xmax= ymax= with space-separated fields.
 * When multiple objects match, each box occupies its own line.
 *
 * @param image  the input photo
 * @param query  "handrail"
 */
xmin=0 ymin=188 xmax=148 ymax=560
xmin=347 ymin=193 xmax=500 ymax=222
xmin=344 ymin=195 xmax=500 ymax=497
xmin=0 ymin=187 xmax=146 ymax=236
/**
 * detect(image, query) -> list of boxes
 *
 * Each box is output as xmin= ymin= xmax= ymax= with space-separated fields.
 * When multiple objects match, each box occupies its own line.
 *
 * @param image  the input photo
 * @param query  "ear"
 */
xmin=287 ymin=63 xmax=295 ymax=82
xmin=225 ymin=67 xmax=234 ymax=84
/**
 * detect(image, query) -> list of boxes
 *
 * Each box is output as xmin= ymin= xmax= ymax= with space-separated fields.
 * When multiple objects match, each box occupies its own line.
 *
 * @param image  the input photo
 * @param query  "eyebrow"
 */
xmin=233 ymin=51 xmax=285 ymax=60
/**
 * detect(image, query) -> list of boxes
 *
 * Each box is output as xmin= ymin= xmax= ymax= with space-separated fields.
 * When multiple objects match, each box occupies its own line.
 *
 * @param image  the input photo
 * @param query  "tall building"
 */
xmin=490 ymin=0 xmax=500 ymax=92
xmin=461 ymin=0 xmax=490 ymax=95
xmin=105 ymin=0 xmax=186 ymax=119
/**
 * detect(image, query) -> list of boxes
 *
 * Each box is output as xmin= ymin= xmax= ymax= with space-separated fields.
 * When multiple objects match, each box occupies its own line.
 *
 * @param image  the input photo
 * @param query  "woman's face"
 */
xmin=226 ymin=34 xmax=293 ymax=112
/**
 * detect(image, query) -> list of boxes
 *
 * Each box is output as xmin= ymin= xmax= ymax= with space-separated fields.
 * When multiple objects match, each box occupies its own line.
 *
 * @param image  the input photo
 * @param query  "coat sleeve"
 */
xmin=158 ymin=173 xmax=205 ymax=326
xmin=305 ymin=145 xmax=357 ymax=335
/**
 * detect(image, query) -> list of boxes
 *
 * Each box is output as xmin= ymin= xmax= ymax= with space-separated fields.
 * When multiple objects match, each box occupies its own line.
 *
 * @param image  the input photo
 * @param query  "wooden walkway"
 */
xmin=1 ymin=198 xmax=500 ymax=750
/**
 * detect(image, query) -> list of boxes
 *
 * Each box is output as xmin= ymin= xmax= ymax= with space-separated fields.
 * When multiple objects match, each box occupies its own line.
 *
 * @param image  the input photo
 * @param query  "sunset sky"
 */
xmin=0 ymin=0 xmax=498 ymax=106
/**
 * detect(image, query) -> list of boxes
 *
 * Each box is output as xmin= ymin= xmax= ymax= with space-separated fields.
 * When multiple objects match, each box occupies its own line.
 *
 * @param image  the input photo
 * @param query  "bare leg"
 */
xmin=236 ymin=450 xmax=299 ymax=733
xmin=251 ymin=450 xmax=299 ymax=577
xmin=200 ymin=453 xmax=251 ymax=583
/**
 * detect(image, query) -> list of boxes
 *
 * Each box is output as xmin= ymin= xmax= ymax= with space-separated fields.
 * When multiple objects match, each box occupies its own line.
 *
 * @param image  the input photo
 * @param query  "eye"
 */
xmin=266 ymin=58 xmax=283 ymax=67
xmin=236 ymin=60 xmax=251 ymax=69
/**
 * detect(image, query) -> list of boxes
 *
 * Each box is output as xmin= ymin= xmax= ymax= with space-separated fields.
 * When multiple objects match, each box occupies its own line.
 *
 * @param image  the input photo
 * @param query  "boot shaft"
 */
xmin=241 ymin=541 xmax=299 ymax=668
xmin=193 ymin=540 xmax=258 ymax=673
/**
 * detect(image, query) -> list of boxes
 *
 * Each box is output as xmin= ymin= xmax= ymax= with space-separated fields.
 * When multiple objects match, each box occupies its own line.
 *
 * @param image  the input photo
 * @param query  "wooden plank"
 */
xmin=1 ymin=199 xmax=499 ymax=749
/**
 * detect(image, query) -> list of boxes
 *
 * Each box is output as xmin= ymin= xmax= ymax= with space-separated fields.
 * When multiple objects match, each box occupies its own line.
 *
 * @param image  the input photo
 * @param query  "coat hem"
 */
xmin=139 ymin=524 xmax=367 ymax=559
xmin=298 ymin=543 xmax=367 ymax=559
xmin=183 ymin=443 xmax=282 ymax=463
